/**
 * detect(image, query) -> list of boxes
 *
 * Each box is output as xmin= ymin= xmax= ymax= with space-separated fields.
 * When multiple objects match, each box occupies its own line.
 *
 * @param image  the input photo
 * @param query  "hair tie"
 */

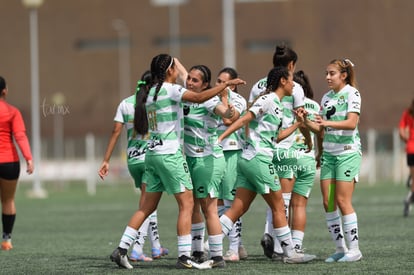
xmin=343 ymin=58 xmax=355 ymax=67
xmin=136 ymin=80 xmax=146 ymax=92
xmin=165 ymin=56 xmax=174 ymax=72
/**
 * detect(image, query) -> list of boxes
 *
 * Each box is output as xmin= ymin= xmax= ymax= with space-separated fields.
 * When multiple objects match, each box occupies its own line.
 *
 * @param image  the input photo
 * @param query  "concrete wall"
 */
xmin=1 ymin=0 xmax=412 ymax=139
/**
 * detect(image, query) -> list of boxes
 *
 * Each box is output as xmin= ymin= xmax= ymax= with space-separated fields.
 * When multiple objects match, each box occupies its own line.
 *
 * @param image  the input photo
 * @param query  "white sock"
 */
xmin=265 ymin=207 xmax=283 ymax=254
xmin=273 ymin=225 xmax=294 ymax=257
xmin=218 ymin=205 xmax=227 ymax=217
xmin=325 ymin=210 xmax=347 ymax=253
xmin=208 ymin=234 xmax=223 ymax=258
xmin=282 ymin=193 xmax=291 ymax=221
xmin=264 ymin=207 xmax=272 ymax=234
xmin=228 ymin=218 xmax=242 ymax=253
xmin=148 ymin=211 xmax=161 ymax=250
xmin=132 ymin=218 xmax=150 ymax=253
xmin=119 ymin=226 xmax=138 ymax=250
xmin=342 ymin=212 xmax=359 ymax=251
xmin=178 ymin=234 xmax=192 ymax=257
xmin=191 ymin=222 xmax=205 ymax=252
xmin=219 ymin=214 xmax=234 ymax=236
xmin=291 ymin=230 xmax=304 ymax=250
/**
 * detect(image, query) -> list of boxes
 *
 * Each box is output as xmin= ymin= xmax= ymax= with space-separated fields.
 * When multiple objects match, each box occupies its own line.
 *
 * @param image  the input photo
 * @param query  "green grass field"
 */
xmin=1 ymin=180 xmax=413 ymax=274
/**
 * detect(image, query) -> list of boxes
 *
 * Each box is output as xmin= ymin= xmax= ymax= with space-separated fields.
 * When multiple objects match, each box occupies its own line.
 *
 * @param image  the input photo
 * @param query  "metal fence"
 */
xmin=19 ymin=129 xmax=409 ymax=196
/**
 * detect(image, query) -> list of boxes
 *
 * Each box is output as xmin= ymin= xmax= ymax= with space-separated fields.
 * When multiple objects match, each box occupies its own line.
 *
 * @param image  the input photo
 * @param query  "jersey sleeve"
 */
xmin=231 ymin=92 xmax=247 ymax=115
xmin=204 ymin=96 xmax=221 ymax=114
xmin=347 ymin=89 xmax=361 ymax=114
xmin=114 ymin=100 xmax=126 ymax=123
xmin=12 ymin=109 xmax=33 ymax=161
xmin=171 ymin=84 xmax=187 ymax=103
xmin=292 ymin=82 xmax=305 ymax=109
xmin=248 ymin=78 xmax=266 ymax=104
xmin=249 ymin=94 xmax=271 ymax=119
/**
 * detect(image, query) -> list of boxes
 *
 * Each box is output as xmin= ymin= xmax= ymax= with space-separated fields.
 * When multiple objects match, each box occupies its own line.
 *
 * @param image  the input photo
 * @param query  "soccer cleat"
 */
xmin=223 ymin=250 xmax=239 ymax=261
xmin=271 ymin=252 xmax=284 ymax=261
xmin=404 ymin=193 xmax=412 ymax=217
xmin=1 ymin=241 xmax=13 ymax=251
xmin=238 ymin=245 xmax=248 ymax=260
xmin=152 ymin=246 xmax=169 ymax=259
xmin=325 ymin=252 xmax=345 ymax=263
xmin=110 ymin=247 xmax=133 ymax=269
xmin=192 ymin=251 xmax=208 ymax=263
xmin=283 ymin=250 xmax=316 ymax=264
xmin=176 ymin=255 xmax=212 ymax=269
xmin=404 ymin=200 xmax=410 ymax=217
xmin=337 ymin=250 xmax=362 ymax=262
xmin=210 ymin=256 xmax=226 ymax=268
xmin=130 ymin=250 xmax=153 ymax=262
xmin=260 ymin=233 xmax=274 ymax=259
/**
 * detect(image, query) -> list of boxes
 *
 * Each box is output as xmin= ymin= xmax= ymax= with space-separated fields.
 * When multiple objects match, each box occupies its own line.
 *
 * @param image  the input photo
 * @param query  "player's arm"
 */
xmin=276 ymin=121 xmax=302 ymax=143
xmin=319 ymin=112 xmax=359 ymax=130
xmin=218 ymin=111 xmax=254 ymax=143
xmin=98 ymin=121 xmax=123 ymax=180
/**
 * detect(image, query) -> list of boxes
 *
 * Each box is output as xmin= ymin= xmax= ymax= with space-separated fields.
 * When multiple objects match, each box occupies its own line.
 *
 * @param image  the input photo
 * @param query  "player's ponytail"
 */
xmin=134 ymin=70 xmax=152 ymax=135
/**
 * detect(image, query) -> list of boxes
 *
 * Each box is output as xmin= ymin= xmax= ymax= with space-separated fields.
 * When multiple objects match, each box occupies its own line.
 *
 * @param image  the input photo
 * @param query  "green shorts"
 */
xmin=187 ymin=155 xmax=226 ymax=199
xmin=127 ymin=162 xmax=147 ymax=189
xmin=219 ymin=150 xmax=241 ymax=201
xmin=320 ymin=151 xmax=361 ymax=182
xmin=236 ymin=154 xmax=281 ymax=195
xmin=273 ymin=148 xmax=297 ymax=179
xmin=292 ymin=155 xmax=316 ymax=198
xmin=145 ymin=149 xmax=193 ymax=195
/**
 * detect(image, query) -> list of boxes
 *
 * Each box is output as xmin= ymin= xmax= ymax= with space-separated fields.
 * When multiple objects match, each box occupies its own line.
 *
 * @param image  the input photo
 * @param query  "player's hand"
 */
xmin=26 ymin=159 xmax=34 ymax=175
xmin=98 ymin=161 xmax=109 ymax=180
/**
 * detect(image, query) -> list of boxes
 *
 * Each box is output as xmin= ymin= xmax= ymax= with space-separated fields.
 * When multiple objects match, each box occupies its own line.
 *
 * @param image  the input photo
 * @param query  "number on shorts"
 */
xmin=268 ymin=164 xmax=275 ymax=175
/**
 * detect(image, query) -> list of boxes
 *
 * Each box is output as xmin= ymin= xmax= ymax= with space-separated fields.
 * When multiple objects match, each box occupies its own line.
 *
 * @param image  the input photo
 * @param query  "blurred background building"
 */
xmin=0 ymin=0 xmax=412 ymax=188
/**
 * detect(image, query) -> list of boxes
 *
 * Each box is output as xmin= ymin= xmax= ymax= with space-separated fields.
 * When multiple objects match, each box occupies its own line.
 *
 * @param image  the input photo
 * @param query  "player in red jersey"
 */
xmin=0 ymin=76 xmax=34 ymax=250
xmin=399 ymin=98 xmax=414 ymax=217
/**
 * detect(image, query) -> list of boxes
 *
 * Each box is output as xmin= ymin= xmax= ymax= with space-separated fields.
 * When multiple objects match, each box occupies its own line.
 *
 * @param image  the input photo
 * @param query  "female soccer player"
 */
xmin=0 ymin=76 xmax=34 ymax=251
xmin=218 ymin=66 xmax=315 ymax=264
xmin=289 ymin=70 xmax=321 ymax=251
xmin=99 ymin=71 xmax=168 ymax=262
xmin=109 ymin=54 xmax=245 ymax=270
xmin=215 ymin=67 xmax=248 ymax=261
xmin=184 ymin=65 xmax=235 ymax=268
xmin=301 ymin=58 xmax=363 ymax=262
xmin=399 ymin=98 xmax=414 ymax=217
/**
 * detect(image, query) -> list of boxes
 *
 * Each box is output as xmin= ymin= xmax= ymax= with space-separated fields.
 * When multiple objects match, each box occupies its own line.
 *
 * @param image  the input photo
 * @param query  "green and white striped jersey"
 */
xmin=217 ymin=89 xmax=247 ymax=151
xmin=242 ymin=92 xmax=284 ymax=160
xmin=145 ymin=82 xmax=186 ymax=155
xmin=248 ymin=77 xmax=305 ymax=149
xmin=114 ymin=95 xmax=149 ymax=165
xmin=292 ymin=97 xmax=321 ymax=157
xmin=320 ymin=84 xmax=361 ymax=155
xmin=183 ymin=96 xmax=223 ymax=157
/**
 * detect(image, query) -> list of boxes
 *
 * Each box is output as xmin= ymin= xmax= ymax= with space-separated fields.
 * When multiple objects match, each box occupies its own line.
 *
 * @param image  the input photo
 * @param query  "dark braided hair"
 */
xmin=218 ymin=67 xmax=238 ymax=93
xmin=189 ymin=65 xmax=212 ymax=90
xmin=266 ymin=66 xmax=290 ymax=93
xmin=250 ymin=66 xmax=290 ymax=107
xmin=150 ymin=54 xmax=174 ymax=102
xmin=272 ymin=44 xmax=298 ymax=68
xmin=294 ymin=70 xmax=314 ymax=100
xmin=134 ymin=70 xmax=152 ymax=135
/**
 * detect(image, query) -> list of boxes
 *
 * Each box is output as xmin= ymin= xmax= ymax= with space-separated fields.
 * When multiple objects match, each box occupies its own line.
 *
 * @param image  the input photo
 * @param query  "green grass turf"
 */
xmin=1 ymin=180 xmax=413 ymax=274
